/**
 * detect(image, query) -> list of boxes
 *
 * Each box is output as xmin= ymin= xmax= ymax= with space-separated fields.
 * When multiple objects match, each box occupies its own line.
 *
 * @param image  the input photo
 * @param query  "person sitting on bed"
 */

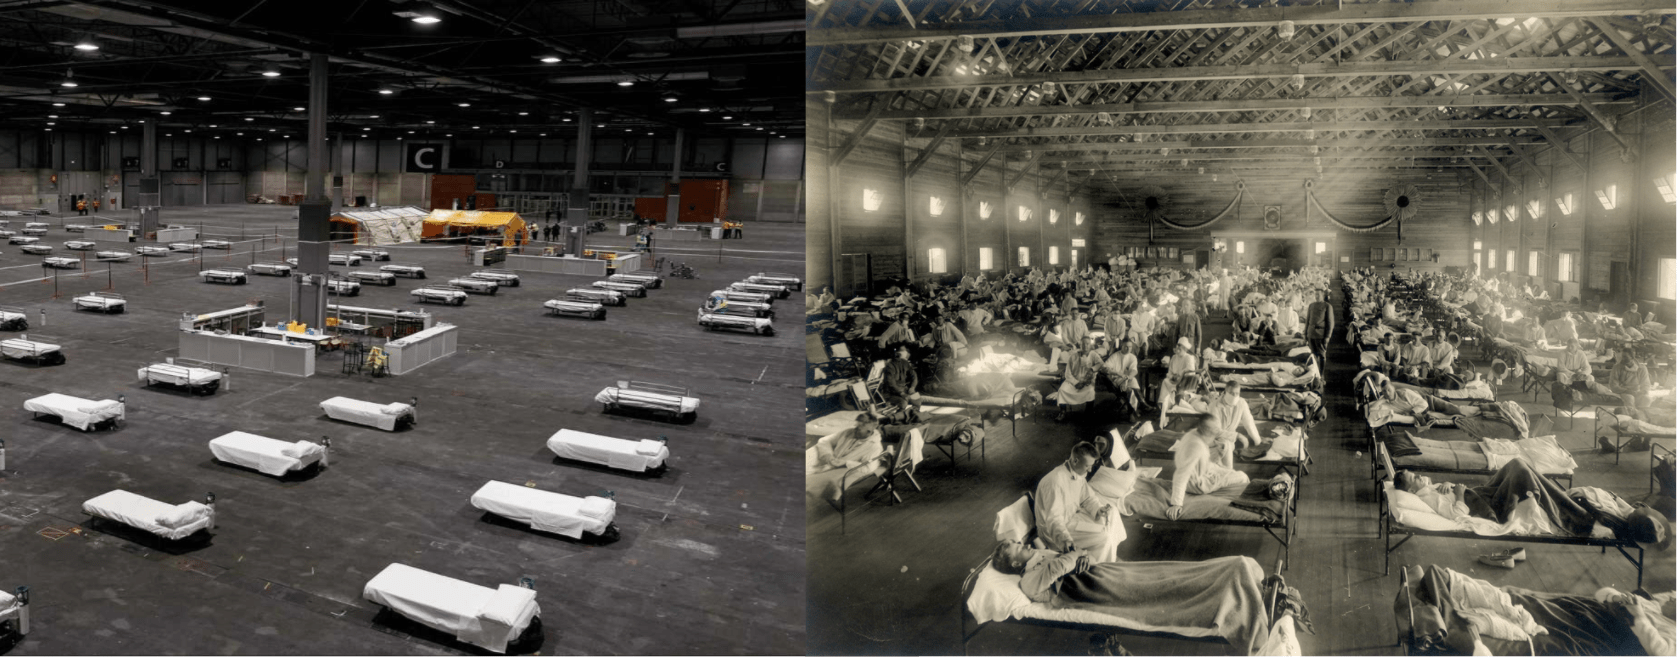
xmin=1544 ymin=311 xmax=1579 ymax=347
xmin=1034 ymin=441 xmax=1123 ymax=563
xmin=1166 ymin=415 xmax=1250 ymax=520
xmin=1398 ymin=334 xmax=1433 ymax=382
xmin=808 ymin=414 xmax=885 ymax=511
xmin=1204 ymin=381 xmax=1262 ymax=450
xmin=1610 ymin=351 xmax=1653 ymax=410
xmin=1427 ymin=334 xmax=1458 ymax=376
xmin=1555 ymin=340 xmax=1592 ymax=386
xmin=990 ymin=540 xmax=1272 ymax=654
xmin=1101 ymin=337 xmax=1142 ymax=414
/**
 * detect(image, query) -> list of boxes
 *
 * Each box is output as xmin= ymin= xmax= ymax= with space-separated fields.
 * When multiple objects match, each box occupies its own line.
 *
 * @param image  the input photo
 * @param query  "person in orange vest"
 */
xmin=91 ymin=199 xmax=100 ymax=213
xmin=76 ymin=198 xmax=87 ymax=215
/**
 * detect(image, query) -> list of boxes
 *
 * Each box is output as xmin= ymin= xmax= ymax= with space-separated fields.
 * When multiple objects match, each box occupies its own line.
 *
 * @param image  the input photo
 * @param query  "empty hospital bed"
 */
xmin=25 ymin=393 xmax=123 ymax=431
xmin=746 ymin=272 xmax=802 ymax=291
xmin=698 ymin=308 xmax=776 ymax=335
xmin=247 ymin=262 xmax=292 ymax=276
xmin=138 ymin=362 xmax=222 ymax=395
xmin=0 ymin=308 xmax=26 ymax=331
xmin=209 ymin=431 xmax=328 ymax=477
xmin=595 ymin=380 xmax=699 ymax=423
xmin=82 ymin=490 xmax=215 ymax=542
xmin=470 ymin=270 xmax=520 ymax=287
xmin=362 ymin=563 xmax=542 ymax=654
xmin=351 ymin=249 xmax=390 ymax=261
xmin=543 ymin=297 xmax=607 ymax=320
xmin=2 ymin=337 xmax=64 ymax=365
xmin=448 ymin=277 xmax=500 ymax=295
xmin=200 ymin=269 xmax=248 ymax=285
xmin=591 ymin=280 xmax=646 ymax=297
xmin=547 ymin=429 xmax=670 ymax=474
xmin=41 ymin=256 xmax=78 ymax=269
xmin=380 ymin=264 xmax=425 ymax=278
xmin=320 ymin=397 xmax=417 ymax=431
xmin=18 ymin=244 xmax=50 ymax=255
xmin=72 ymin=292 xmax=125 ymax=313
xmin=608 ymin=272 xmax=661 ymax=289
xmin=470 ymin=481 xmax=618 ymax=541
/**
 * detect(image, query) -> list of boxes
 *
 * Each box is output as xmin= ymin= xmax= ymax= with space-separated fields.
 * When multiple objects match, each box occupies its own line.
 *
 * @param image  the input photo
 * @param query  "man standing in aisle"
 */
xmin=1304 ymin=290 xmax=1335 ymax=364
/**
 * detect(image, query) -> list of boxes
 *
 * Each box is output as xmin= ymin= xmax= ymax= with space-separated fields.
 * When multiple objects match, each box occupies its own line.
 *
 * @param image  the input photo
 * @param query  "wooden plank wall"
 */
xmin=1467 ymin=96 xmax=1675 ymax=320
xmin=807 ymin=112 xmax=1095 ymax=293
xmin=1093 ymin=170 xmax=1472 ymax=272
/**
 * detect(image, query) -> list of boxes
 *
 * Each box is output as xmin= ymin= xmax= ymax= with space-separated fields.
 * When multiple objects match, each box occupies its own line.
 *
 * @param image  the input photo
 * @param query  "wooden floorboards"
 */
xmin=807 ymin=291 xmax=1664 ymax=655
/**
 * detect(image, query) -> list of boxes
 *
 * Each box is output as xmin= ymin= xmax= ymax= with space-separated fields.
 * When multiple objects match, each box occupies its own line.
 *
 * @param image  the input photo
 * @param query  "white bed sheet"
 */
xmin=82 ymin=490 xmax=212 ymax=541
xmin=209 ymin=431 xmax=323 ymax=477
xmin=966 ymin=564 xmax=1218 ymax=637
xmin=546 ymin=429 xmax=668 ymax=472
xmin=73 ymin=295 xmax=123 ymax=310
xmin=362 ymin=563 xmax=539 ymax=654
xmin=0 ymin=339 xmax=55 ymax=359
xmin=699 ymin=312 xmax=772 ymax=330
xmin=25 ymin=393 xmax=122 ymax=430
xmin=470 ymin=481 xmax=613 ymax=538
xmin=544 ymin=299 xmax=601 ymax=314
xmin=320 ymin=397 xmax=414 ymax=431
xmin=139 ymin=363 xmax=222 ymax=386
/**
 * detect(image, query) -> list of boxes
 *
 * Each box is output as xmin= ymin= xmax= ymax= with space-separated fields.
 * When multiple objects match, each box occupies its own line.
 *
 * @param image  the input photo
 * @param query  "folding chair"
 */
xmin=848 ymin=380 xmax=901 ymax=421
xmin=1549 ymin=381 xmax=1578 ymax=430
xmin=864 ymin=428 xmax=924 ymax=506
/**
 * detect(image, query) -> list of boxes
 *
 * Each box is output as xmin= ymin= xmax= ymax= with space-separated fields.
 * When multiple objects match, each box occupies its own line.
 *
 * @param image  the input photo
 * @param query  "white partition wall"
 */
xmin=383 ymin=323 xmax=457 ymax=376
xmin=178 ymin=330 xmax=315 ymax=377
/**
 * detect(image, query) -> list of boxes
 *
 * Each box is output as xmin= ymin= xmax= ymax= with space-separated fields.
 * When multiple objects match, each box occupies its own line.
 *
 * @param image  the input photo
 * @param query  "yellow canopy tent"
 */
xmin=420 ymin=210 xmax=530 ymax=246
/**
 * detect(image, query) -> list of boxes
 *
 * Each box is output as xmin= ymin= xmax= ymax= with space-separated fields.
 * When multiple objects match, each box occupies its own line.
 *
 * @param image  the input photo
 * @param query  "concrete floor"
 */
xmin=805 ymin=288 xmax=1664 ymax=655
xmin=0 ymin=204 xmax=805 ymax=655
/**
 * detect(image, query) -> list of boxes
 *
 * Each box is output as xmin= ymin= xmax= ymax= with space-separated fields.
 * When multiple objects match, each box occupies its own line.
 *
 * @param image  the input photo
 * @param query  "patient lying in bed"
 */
xmin=991 ymin=541 xmax=1271 ymax=654
xmin=1392 ymin=460 xmax=1621 ymax=537
xmin=1398 ymin=564 xmax=1664 ymax=655
xmin=1219 ymin=361 xmax=1318 ymax=388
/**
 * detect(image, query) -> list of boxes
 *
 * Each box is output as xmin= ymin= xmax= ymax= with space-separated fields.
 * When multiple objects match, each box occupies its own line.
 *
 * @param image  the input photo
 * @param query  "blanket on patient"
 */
xmin=1409 ymin=565 xmax=1647 ymax=655
xmin=1052 ymin=556 xmax=1271 ymax=655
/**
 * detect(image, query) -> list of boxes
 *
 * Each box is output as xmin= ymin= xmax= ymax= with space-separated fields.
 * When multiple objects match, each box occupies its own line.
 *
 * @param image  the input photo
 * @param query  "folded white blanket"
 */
xmin=635 ymin=439 xmax=664 ymax=456
xmin=156 ymin=502 xmax=206 ymax=529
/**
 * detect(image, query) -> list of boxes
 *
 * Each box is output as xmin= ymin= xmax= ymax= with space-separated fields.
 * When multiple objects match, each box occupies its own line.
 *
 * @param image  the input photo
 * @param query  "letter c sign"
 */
xmin=405 ymin=143 xmax=442 ymax=172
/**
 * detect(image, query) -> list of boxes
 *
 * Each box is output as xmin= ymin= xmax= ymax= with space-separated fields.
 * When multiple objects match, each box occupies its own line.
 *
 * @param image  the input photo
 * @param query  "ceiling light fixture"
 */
xmin=698 ymin=107 xmax=711 ymax=113
xmin=518 ymin=112 xmax=528 ymax=116
xmin=60 ymin=69 xmax=76 ymax=87
xmin=540 ymin=56 xmax=561 ymax=63
xmin=293 ymin=106 xmax=305 ymax=111
xmin=457 ymin=102 xmax=470 ymax=107
xmin=663 ymin=96 xmax=677 ymax=102
xmin=159 ymin=111 xmax=171 ymax=115
xmin=261 ymin=70 xmax=280 ymax=77
xmin=48 ymin=115 xmax=57 ymax=119
xmin=245 ymin=117 xmax=254 ymax=121
xmin=426 ymin=120 xmax=435 ymax=124
xmin=378 ymin=89 xmax=394 ymax=95
xmin=406 ymin=6 xmax=442 ymax=23
xmin=616 ymin=80 xmax=634 ymax=87
xmin=197 ymin=96 xmax=211 ymax=101
xmin=52 ymin=103 xmax=64 ymax=107
xmin=722 ymin=115 xmax=733 ymax=120
xmin=74 ymin=40 xmax=99 ymax=51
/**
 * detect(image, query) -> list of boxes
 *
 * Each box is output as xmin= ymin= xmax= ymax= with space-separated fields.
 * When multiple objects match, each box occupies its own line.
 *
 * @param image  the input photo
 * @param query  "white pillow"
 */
xmin=993 ymin=496 xmax=1033 ymax=543
xmin=578 ymin=496 xmax=615 ymax=521
xmin=155 ymin=502 xmax=205 ymax=529
xmin=1386 ymin=486 xmax=1465 ymax=532
xmin=966 ymin=566 xmax=1033 ymax=625
xmin=479 ymin=585 xmax=537 ymax=627
xmin=635 ymin=439 xmax=664 ymax=456
xmin=381 ymin=403 xmax=409 ymax=415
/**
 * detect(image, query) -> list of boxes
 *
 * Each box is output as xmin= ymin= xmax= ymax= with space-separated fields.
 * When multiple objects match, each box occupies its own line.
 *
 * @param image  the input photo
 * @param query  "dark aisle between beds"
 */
xmin=806 ymin=278 xmax=1659 ymax=656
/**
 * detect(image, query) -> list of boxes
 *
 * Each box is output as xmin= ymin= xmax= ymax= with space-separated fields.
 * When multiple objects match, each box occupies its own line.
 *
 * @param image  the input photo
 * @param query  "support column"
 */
xmin=665 ymin=127 xmax=682 ymax=227
xmin=331 ymin=132 xmax=344 ymax=212
xmin=137 ymin=120 xmax=160 ymax=235
xmin=292 ymin=52 xmax=331 ymax=329
xmin=567 ymin=109 xmax=593 ymax=227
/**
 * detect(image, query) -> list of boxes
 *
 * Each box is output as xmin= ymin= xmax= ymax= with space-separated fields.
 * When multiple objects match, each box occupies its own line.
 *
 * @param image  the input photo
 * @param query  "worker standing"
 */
xmin=91 ymin=199 xmax=100 ymax=214
xmin=76 ymin=198 xmax=87 ymax=215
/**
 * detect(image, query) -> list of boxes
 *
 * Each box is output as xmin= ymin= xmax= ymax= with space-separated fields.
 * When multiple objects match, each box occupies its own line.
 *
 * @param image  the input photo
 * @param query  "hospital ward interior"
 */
xmin=0 ymin=1 xmax=807 ymax=654
xmin=805 ymin=1 xmax=1677 ymax=655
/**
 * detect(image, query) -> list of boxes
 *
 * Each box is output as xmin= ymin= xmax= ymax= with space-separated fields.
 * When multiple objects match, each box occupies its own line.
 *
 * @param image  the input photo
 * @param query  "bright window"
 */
xmin=1314 ymin=242 xmax=1326 ymax=254
xmin=1071 ymin=249 xmax=1079 ymax=268
xmin=1488 ymin=208 xmax=1499 ymax=224
xmin=1048 ymin=209 xmax=1059 ymax=225
xmin=1074 ymin=212 xmax=1085 ymax=226
xmin=1018 ymin=205 xmax=1031 ymax=223
xmin=1505 ymin=250 xmax=1515 ymax=272
xmin=1472 ymin=211 xmax=1483 ymax=225
xmin=1526 ymin=200 xmax=1542 ymax=219
xmin=1596 ymin=185 xmax=1616 ymax=210
xmin=1473 ymin=251 xmax=1482 ymax=275
xmin=862 ymin=188 xmax=882 ymax=212
xmin=1488 ymin=249 xmax=1497 ymax=269
xmin=1557 ymin=252 xmax=1574 ymax=283
xmin=1473 ymin=241 xmax=1482 ymax=250
xmin=1049 ymin=245 xmax=1060 ymax=265
xmin=1660 ymin=258 xmax=1676 ymax=300
xmin=1235 ymin=241 xmax=1245 ymax=254
xmin=979 ymin=247 xmax=994 ymax=271
xmin=1656 ymin=175 xmax=1676 ymax=204
xmin=1528 ymin=251 xmax=1541 ymax=278
xmin=929 ymin=196 xmax=945 ymax=216
xmin=1018 ymin=246 xmax=1030 ymax=267
xmin=978 ymin=201 xmax=993 ymax=220
xmin=1505 ymin=204 xmax=1520 ymax=222
xmin=927 ymin=248 xmax=947 ymax=274
xmin=1556 ymin=193 xmax=1574 ymax=215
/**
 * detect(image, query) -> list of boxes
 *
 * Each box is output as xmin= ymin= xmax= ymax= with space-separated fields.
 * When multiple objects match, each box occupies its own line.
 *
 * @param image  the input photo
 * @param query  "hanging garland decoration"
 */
xmin=1304 ymin=179 xmax=1398 ymax=235
xmin=1156 ymin=180 xmax=1245 ymax=231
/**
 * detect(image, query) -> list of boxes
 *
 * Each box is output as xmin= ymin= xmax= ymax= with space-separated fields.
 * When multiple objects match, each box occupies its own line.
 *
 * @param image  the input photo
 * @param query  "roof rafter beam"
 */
xmin=809 ymin=0 xmax=1677 ymax=46
xmin=904 ymin=121 xmax=954 ymax=178
xmin=839 ymin=92 xmax=1627 ymax=120
xmin=1586 ymin=17 xmax=1677 ymax=100
xmin=948 ymin=117 xmax=1567 ymax=138
xmin=976 ymin=136 xmax=1535 ymax=153
xmin=812 ymin=55 xmax=1667 ymax=93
